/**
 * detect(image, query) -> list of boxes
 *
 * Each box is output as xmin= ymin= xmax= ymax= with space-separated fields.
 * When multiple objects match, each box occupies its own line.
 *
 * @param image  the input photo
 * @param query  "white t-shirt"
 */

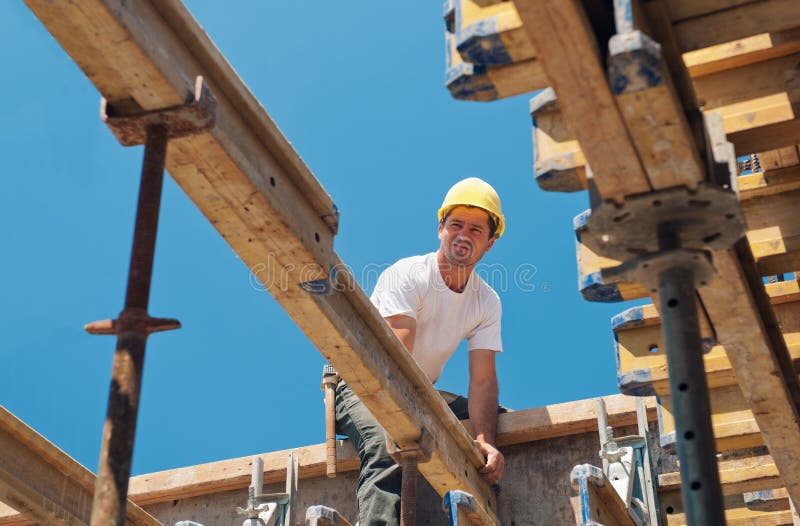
xmin=370 ymin=252 xmax=503 ymax=383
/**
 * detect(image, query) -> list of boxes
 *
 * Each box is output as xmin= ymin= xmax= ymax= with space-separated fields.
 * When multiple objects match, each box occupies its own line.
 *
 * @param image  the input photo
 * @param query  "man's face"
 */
xmin=438 ymin=206 xmax=496 ymax=268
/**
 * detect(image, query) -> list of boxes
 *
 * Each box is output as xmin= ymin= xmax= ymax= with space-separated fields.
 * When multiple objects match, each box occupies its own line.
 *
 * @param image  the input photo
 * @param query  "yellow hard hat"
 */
xmin=437 ymin=177 xmax=505 ymax=239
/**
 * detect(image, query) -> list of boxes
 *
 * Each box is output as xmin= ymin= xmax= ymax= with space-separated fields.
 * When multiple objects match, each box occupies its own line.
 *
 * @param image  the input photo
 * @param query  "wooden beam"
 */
xmin=491 ymin=394 xmax=656 ymax=446
xmin=0 ymin=405 xmax=161 ymax=526
xmin=513 ymin=0 xmax=651 ymax=203
xmin=574 ymin=210 xmax=649 ymax=302
xmin=445 ymin=33 xmax=546 ymax=100
xmin=614 ymin=281 xmax=800 ymax=396
xmin=658 ymin=452 xmax=780 ymax=495
xmin=453 ymin=0 xmax=536 ymax=65
xmin=743 ymin=189 xmax=800 ymax=275
xmin=693 ymin=52 xmax=800 ymax=154
xmin=758 ymin=146 xmax=800 ymax=171
xmin=445 ymin=0 xmax=545 ymax=102
xmin=744 ymin=488 xmax=791 ymax=512
xmin=663 ymin=0 xmax=759 ymax=23
xmin=684 ymin=27 xmax=800 ymax=78
xmin=738 ymin=164 xmax=800 ymax=200
xmin=658 ymin=384 xmax=765 ymax=452
xmin=659 ymin=490 xmax=795 ymax=525
xmin=608 ymin=28 xmax=705 ymax=190
xmin=614 ymin=306 xmax=719 ymax=397
xmin=697 ymin=245 xmax=800 ymax=508
xmin=673 ymin=0 xmax=800 ymax=53
xmin=530 ymin=89 xmax=588 ymax=193
xmin=0 ymin=394 xmax=656 ymax=525
xmin=23 ymin=0 xmax=500 ymax=522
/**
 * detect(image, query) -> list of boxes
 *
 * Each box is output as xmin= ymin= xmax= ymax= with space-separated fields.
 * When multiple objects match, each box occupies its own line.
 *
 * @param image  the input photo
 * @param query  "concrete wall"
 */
xmin=145 ymin=424 xmax=674 ymax=525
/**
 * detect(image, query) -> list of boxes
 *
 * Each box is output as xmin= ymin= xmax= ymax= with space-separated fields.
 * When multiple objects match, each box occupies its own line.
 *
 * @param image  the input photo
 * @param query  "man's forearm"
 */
xmin=468 ymin=378 xmax=499 ymax=444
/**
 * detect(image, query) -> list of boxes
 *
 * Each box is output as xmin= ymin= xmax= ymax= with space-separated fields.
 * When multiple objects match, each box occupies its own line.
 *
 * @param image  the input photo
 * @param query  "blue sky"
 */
xmin=0 ymin=3 xmax=644 ymax=475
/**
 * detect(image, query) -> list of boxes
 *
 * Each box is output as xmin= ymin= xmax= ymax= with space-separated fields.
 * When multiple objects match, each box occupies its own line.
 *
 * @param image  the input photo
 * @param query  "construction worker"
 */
xmin=335 ymin=177 xmax=507 ymax=525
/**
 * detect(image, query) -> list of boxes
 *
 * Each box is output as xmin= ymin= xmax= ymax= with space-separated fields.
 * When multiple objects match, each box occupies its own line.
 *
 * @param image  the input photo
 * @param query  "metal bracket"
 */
xmin=603 ymin=248 xmax=716 ymax=292
xmin=385 ymin=429 xmax=433 ymax=526
xmin=101 ymin=75 xmax=217 ymax=147
xmin=442 ymin=490 xmax=479 ymax=526
xmin=581 ymin=183 xmax=745 ymax=261
xmin=384 ymin=428 xmax=433 ymax=465
xmin=298 ymin=266 xmax=338 ymax=295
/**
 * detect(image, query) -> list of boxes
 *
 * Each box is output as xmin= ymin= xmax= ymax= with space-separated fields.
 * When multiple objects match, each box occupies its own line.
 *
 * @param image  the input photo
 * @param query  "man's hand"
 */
xmin=475 ymin=440 xmax=504 ymax=484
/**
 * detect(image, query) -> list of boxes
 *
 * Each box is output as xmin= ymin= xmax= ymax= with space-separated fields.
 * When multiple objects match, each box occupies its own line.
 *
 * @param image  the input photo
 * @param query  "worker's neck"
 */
xmin=437 ymin=253 xmax=474 ymax=293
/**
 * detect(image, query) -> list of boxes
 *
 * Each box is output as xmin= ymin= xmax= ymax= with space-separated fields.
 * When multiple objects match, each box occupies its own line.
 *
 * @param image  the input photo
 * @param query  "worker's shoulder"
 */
xmin=471 ymin=273 xmax=502 ymax=306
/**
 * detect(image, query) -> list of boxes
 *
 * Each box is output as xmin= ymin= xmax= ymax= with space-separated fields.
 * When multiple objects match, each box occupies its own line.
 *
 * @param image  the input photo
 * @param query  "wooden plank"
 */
xmin=660 ymin=490 xmax=795 ymax=525
xmin=697 ymin=245 xmax=800 ymax=508
xmin=0 ymin=393 xmax=655 ymax=525
xmin=454 ymin=0 xmax=536 ymax=64
xmin=768 ymin=280 xmax=800 ymax=305
xmin=513 ymin=0 xmax=651 ymax=203
xmin=760 ymin=145 xmax=800 ymax=170
xmin=744 ymin=488 xmax=791 ymax=512
xmin=608 ymin=30 xmax=706 ymax=190
xmin=529 ymin=89 xmax=588 ymax=193
xmin=614 ymin=282 xmax=800 ymax=396
xmin=613 ymin=305 xmax=720 ymax=397
xmin=739 ymin=164 xmax=800 ymax=200
xmin=659 ymin=452 xmax=781 ymax=495
xmin=0 ymin=405 xmax=161 ymax=526
xmin=574 ymin=210 xmax=649 ymax=302
xmin=743 ymin=189 xmax=800 ymax=276
xmin=777 ymin=146 xmax=800 ymax=168
xmin=664 ymin=0 xmax=759 ymax=22
xmin=693 ymin=52 xmax=800 ymax=154
xmin=658 ymin=384 xmax=765 ymax=452
xmin=490 ymin=394 xmax=657 ymax=447
xmin=445 ymin=4 xmax=546 ymax=102
xmin=23 ymin=1 xmax=501 ymax=522
xmin=673 ymin=0 xmax=800 ymax=53
xmin=684 ymin=27 xmax=800 ymax=78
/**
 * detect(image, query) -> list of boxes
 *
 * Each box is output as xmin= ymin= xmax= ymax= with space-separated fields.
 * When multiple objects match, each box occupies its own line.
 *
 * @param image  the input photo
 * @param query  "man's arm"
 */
xmin=385 ymin=314 xmax=416 ymax=355
xmin=468 ymin=349 xmax=504 ymax=483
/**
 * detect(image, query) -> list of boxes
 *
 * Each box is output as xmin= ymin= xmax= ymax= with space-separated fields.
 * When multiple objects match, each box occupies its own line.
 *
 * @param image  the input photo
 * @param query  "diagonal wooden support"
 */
xmin=23 ymin=0 xmax=499 ymax=523
xmin=697 ymin=245 xmax=800 ymax=507
xmin=0 ymin=405 xmax=161 ymax=526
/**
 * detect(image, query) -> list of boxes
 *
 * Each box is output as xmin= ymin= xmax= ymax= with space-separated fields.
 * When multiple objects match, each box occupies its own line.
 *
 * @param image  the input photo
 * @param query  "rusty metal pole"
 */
xmin=87 ymin=77 xmax=214 ymax=525
xmin=399 ymin=452 xmax=419 ymax=526
xmin=90 ymin=124 xmax=172 ymax=526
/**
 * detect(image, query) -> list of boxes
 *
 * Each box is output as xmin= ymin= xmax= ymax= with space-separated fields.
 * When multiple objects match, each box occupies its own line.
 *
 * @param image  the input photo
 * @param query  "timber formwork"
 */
xmin=0 ymin=395 xmax=662 ymax=525
xmin=444 ymin=0 xmax=800 ymax=524
xmin=5 ymin=0 xmax=800 ymax=525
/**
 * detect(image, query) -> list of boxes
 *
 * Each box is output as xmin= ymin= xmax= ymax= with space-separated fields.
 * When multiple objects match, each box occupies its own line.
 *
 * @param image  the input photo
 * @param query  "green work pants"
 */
xmin=335 ymin=381 xmax=507 ymax=526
